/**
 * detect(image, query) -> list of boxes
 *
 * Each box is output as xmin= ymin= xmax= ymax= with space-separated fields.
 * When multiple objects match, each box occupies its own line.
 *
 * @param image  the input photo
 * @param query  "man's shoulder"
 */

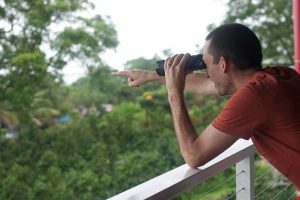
xmin=247 ymin=66 xmax=298 ymax=90
xmin=262 ymin=66 xmax=300 ymax=80
xmin=234 ymin=66 xmax=300 ymax=104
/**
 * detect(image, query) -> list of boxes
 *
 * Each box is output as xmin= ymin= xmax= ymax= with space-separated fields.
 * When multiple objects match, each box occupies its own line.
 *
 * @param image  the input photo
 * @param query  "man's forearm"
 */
xmin=147 ymin=71 xmax=165 ymax=83
xmin=168 ymin=94 xmax=200 ymax=167
xmin=151 ymin=72 xmax=217 ymax=95
xmin=185 ymin=73 xmax=217 ymax=94
xmin=114 ymin=70 xmax=217 ymax=94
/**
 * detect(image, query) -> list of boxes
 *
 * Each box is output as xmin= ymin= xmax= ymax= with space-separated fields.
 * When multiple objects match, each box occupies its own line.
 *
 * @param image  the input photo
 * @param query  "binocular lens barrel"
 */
xmin=155 ymin=54 xmax=206 ymax=76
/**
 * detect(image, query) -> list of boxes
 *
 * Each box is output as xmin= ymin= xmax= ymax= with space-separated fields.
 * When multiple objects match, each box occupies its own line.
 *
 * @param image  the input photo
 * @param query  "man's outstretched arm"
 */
xmin=111 ymin=70 xmax=218 ymax=95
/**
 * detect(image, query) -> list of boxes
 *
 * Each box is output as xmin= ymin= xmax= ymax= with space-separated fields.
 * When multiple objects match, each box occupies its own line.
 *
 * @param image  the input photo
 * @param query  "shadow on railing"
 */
xmin=108 ymin=139 xmax=256 ymax=200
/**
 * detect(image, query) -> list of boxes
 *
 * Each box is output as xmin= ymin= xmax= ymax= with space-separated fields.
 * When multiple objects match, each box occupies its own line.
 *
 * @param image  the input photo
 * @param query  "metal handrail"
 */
xmin=108 ymin=139 xmax=256 ymax=200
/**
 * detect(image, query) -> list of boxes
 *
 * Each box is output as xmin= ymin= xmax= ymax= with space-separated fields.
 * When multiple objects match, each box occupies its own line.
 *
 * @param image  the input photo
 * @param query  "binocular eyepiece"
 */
xmin=155 ymin=54 xmax=206 ymax=76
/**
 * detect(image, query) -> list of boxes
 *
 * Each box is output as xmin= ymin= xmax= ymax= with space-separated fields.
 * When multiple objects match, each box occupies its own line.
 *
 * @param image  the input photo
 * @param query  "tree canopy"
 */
xmin=217 ymin=0 xmax=293 ymax=66
xmin=0 ymin=0 xmax=118 ymax=124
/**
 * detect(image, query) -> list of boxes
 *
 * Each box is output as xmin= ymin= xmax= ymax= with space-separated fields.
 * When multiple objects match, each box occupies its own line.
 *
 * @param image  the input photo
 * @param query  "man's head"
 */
xmin=205 ymin=23 xmax=262 ymax=71
xmin=203 ymin=23 xmax=263 ymax=95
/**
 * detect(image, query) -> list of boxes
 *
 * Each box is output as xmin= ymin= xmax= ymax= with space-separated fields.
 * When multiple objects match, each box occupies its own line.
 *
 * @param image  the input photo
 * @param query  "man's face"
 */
xmin=203 ymin=40 xmax=231 ymax=96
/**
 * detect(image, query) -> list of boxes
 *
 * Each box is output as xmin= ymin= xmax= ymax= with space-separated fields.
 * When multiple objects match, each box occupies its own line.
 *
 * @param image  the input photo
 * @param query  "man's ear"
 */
xmin=219 ymin=56 xmax=229 ymax=73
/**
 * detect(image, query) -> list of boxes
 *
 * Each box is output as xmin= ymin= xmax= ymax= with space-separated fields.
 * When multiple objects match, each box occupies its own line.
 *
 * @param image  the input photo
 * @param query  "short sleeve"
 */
xmin=212 ymin=86 xmax=266 ymax=140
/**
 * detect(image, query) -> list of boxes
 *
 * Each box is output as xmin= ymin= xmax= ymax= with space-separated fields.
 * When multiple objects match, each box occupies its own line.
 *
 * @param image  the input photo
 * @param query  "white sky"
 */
xmin=63 ymin=0 xmax=228 ymax=84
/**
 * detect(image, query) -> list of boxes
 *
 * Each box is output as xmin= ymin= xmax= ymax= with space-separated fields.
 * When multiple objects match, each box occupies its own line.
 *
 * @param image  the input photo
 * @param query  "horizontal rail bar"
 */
xmin=108 ymin=139 xmax=256 ymax=200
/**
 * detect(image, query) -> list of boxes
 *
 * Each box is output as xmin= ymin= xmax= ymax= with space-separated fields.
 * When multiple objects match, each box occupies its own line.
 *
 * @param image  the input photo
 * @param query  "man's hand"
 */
xmin=164 ymin=54 xmax=190 ymax=98
xmin=111 ymin=70 xmax=162 ymax=87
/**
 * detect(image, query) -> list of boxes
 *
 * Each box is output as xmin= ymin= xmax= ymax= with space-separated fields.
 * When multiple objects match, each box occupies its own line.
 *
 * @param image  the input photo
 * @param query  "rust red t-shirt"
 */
xmin=212 ymin=66 xmax=300 ymax=187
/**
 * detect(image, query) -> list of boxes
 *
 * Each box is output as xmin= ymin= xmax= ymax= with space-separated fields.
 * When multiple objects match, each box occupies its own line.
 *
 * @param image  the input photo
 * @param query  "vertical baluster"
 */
xmin=236 ymin=155 xmax=254 ymax=200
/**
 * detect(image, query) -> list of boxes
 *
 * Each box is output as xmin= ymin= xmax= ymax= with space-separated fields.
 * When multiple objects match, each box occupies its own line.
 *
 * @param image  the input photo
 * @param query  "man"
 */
xmin=112 ymin=23 xmax=300 ymax=188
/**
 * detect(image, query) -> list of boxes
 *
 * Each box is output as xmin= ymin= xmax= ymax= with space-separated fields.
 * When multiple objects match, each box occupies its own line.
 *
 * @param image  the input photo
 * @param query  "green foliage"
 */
xmin=0 ymin=0 xmax=118 ymax=124
xmin=124 ymin=57 xmax=158 ymax=71
xmin=218 ymin=0 xmax=293 ymax=65
xmin=53 ymin=15 xmax=118 ymax=65
xmin=0 ymin=117 xmax=103 ymax=200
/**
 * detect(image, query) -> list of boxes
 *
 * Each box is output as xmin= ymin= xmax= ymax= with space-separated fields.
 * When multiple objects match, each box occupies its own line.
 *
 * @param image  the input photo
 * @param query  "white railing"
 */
xmin=108 ymin=139 xmax=256 ymax=200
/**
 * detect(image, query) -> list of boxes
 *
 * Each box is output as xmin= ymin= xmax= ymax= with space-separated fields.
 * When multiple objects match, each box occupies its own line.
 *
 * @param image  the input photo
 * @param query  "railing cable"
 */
xmin=223 ymin=187 xmax=244 ymax=200
xmin=270 ymin=183 xmax=292 ymax=200
xmin=254 ymin=177 xmax=282 ymax=199
xmin=287 ymin=192 xmax=296 ymax=200
xmin=198 ymin=170 xmax=244 ymax=199
xmin=255 ymin=168 xmax=273 ymax=183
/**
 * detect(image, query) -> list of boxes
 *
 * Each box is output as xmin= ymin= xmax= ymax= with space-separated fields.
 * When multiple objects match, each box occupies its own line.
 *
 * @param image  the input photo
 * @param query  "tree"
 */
xmin=0 ymin=0 xmax=118 ymax=124
xmin=124 ymin=56 xmax=158 ymax=71
xmin=210 ymin=0 xmax=293 ymax=66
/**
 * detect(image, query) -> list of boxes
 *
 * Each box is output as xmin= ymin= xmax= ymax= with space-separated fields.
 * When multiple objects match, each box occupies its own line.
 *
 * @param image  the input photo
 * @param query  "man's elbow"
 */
xmin=185 ymin=157 xmax=207 ymax=169
xmin=186 ymin=162 xmax=199 ymax=169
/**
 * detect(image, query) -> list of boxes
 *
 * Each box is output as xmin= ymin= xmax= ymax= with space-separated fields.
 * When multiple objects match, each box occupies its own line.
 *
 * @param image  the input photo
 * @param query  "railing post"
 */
xmin=236 ymin=155 xmax=254 ymax=200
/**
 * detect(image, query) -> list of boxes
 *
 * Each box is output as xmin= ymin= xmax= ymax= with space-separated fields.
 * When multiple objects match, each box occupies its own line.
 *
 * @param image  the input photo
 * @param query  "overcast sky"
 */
xmin=63 ymin=0 xmax=228 ymax=84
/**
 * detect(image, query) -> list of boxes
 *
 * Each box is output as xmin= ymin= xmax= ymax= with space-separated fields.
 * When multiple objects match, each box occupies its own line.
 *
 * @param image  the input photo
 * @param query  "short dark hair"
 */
xmin=205 ymin=23 xmax=262 ymax=70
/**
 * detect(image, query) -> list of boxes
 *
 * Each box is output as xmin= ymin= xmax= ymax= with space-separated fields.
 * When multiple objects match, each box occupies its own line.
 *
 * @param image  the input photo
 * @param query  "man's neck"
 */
xmin=231 ymin=69 xmax=259 ymax=93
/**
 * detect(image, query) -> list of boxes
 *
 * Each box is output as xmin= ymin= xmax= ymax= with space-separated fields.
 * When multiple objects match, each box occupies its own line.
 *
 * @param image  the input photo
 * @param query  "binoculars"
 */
xmin=155 ymin=54 xmax=207 ymax=76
